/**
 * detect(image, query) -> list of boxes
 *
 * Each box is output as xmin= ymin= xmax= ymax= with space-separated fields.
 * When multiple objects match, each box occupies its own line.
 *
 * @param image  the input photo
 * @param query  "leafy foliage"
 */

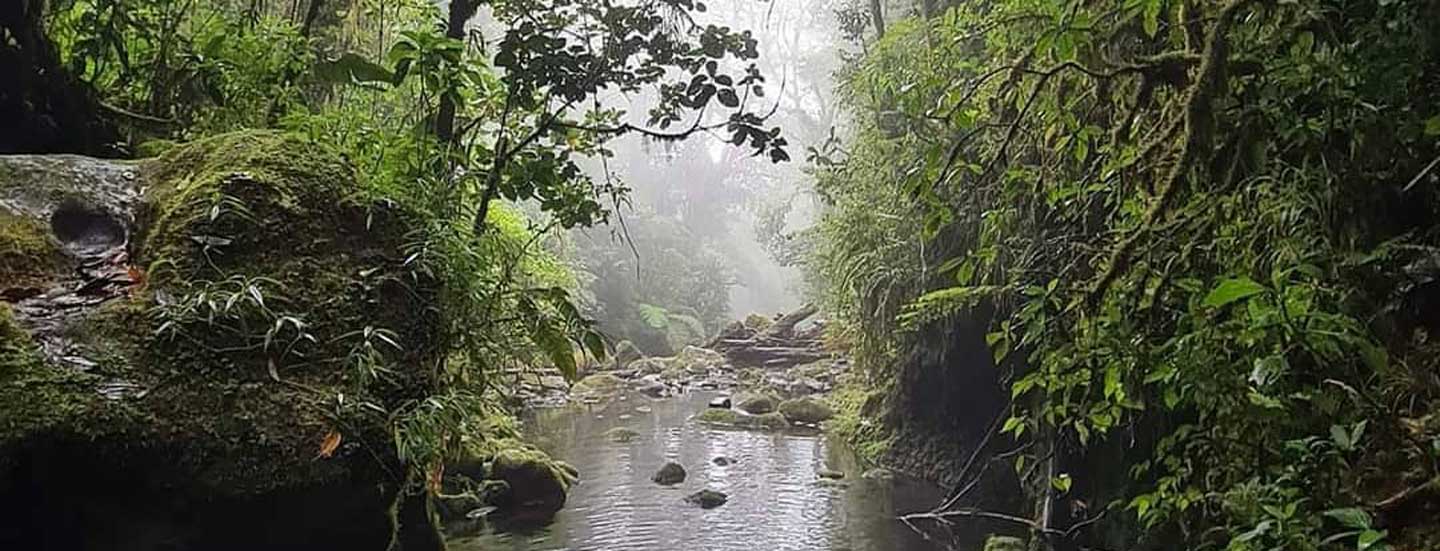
xmin=809 ymin=0 xmax=1440 ymax=548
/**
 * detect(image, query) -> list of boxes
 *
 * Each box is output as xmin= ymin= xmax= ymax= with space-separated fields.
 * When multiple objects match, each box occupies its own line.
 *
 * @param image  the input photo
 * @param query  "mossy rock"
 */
xmin=778 ymin=397 xmax=835 ymax=425
xmin=984 ymin=535 xmax=1026 ymax=551
xmin=673 ymin=345 xmax=725 ymax=373
xmin=631 ymin=357 xmax=671 ymax=375
xmin=652 ymin=461 xmax=686 ymax=485
xmin=604 ymin=427 xmax=641 ymax=443
xmin=0 ymin=132 xmax=439 ymax=549
xmin=571 ymin=373 xmax=628 ymax=399
xmin=487 ymin=446 xmax=578 ymax=513
xmin=734 ymin=391 xmax=779 ymax=414
xmin=695 ymin=408 xmax=788 ymax=431
xmin=134 ymin=139 xmax=178 ymax=159
xmin=0 ymin=211 xmax=64 ymax=291
xmin=743 ymin=313 xmax=774 ymax=331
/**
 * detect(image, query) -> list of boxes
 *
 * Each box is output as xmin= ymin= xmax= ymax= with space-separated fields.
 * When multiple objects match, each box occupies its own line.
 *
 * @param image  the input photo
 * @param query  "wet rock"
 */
xmin=685 ymin=489 xmax=728 ymax=509
xmin=631 ymin=357 xmax=671 ymax=375
xmin=636 ymin=380 xmax=669 ymax=398
xmin=712 ymin=456 xmax=733 ymax=466
xmin=695 ymin=408 xmax=789 ymax=431
xmin=861 ymin=468 xmax=895 ymax=481
xmin=734 ymin=391 xmax=778 ymax=414
xmin=488 ymin=447 xmax=578 ymax=513
xmin=570 ymin=373 xmax=628 ymax=400
xmin=604 ymin=427 xmax=641 ymax=444
xmin=817 ymin=468 xmax=845 ymax=480
xmin=708 ymin=396 xmax=732 ymax=409
xmin=652 ymin=461 xmax=687 ymax=485
xmin=984 ymin=535 xmax=1027 ymax=551
xmin=778 ymin=397 xmax=834 ymax=424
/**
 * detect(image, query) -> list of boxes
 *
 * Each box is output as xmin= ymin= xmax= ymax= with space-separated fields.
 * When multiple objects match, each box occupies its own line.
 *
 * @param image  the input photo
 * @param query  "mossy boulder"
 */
xmin=743 ymin=313 xmax=774 ymax=331
xmin=0 ymin=132 xmax=439 ymax=550
xmin=695 ymin=408 xmax=789 ymax=431
xmin=778 ymin=397 xmax=835 ymax=425
xmin=486 ymin=447 xmax=578 ymax=513
xmin=673 ymin=345 xmax=725 ymax=373
xmin=571 ymin=372 xmax=628 ymax=400
xmin=734 ymin=391 xmax=779 ymax=414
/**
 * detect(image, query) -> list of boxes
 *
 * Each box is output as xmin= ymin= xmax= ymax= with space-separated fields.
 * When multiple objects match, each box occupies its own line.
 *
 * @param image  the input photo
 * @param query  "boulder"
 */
xmin=0 ymin=132 xmax=441 ymax=550
xmin=742 ymin=313 xmax=774 ymax=331
xmin=685 ymin=489 xmax=728 ymax=509
xmin=708 ymin=396 xmax=732 ymax=409
xmin=652 ymin=461 xmax=687 ymax=485
xmin=570 ymin=373 xmax=628 ymax=400
xmin=631 ymin=357 xmax=671 ymax=375
xmin=778 ymin=397 xmax=835 ymax=424
xmin=674 ymin=345 xmax=726 ymax=373
xmin=487 ymin=447 xmax=578 ymax=513
xmin=734 ymin=391 xmax=778 ymax=414
xmin=817 ymin=468 xmax=845 ymax=480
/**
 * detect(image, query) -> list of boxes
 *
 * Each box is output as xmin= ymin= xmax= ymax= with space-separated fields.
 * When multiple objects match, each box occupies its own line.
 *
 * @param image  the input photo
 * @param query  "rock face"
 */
xmin=685 ymin=489 xmax=728 ymax=509
xmin=0 ymin=132 xmax=443 ymax=550
xmin=652 ymin=461 xmax=687 ymax=485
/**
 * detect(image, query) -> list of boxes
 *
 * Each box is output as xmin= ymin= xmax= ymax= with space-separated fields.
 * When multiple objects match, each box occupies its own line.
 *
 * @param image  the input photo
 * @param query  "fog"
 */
xmin=565 ymin=0 xmax=847 ymax=352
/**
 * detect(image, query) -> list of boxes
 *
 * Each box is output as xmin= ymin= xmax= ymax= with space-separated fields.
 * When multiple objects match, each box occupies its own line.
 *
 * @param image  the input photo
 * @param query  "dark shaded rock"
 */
xmin=685 ymin=489 xmax=728 ymax=509
xmin=487 ymin=448 xmax=578 ymax=513
xmin=712 ymin=456 xmax=733 ymax=466
xmin=652 ymin=461 xmax=687 ymax=485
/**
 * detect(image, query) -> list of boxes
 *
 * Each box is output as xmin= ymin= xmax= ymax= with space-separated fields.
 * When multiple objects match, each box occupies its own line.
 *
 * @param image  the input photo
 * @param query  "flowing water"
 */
xmin=449 ymin=390 xmax=950 ymax=551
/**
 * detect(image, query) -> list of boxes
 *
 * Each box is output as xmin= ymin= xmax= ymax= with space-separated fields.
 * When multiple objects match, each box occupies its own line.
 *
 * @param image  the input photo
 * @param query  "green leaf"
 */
xmin=1051 ymin=473 xmax=1073 ymax=493
xmin=1358 ymin=529 xmax=1387 ymax=550
xmin=1203 ymin=277 xmax=1267 ymax=308
xmin=533 ymin=323 xmax=577 ymax=381
xmin=1425 ymin=115 xmax=1440 ymax=136
xmin=1323 ymin=507 xmax=1373 ymax=530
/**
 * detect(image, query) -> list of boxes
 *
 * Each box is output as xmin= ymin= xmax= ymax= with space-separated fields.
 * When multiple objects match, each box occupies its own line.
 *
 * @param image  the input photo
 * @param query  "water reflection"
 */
xmin=450 ymin=391 xmax=948 ymax=551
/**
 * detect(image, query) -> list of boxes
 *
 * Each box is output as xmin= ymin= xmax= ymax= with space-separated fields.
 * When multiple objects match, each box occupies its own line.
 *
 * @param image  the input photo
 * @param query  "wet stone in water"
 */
xmin=652 ymin=461 xmax=686 ymax=485
xmin=685 ymin=489 xmax=728 ymax=509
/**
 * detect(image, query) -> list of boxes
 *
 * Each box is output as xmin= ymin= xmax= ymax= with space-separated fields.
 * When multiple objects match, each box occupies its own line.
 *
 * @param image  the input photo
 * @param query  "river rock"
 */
xmin=488 ymin=447 xmax=579 ymax=513
xmin=604 ymin=427 xmax=641 ymax=443
xmin=674 ymin=345 xmax=726 ymax=373
xmin=571 ymin=373 xmax=628 ymax=400
xmin=652 ymin=461 xmax=687 ymax=485
xmin=709 ymin=396 xmax=732 ymax=408
xmin=631 ymin=357 xmax=671 ymax=375
xmin=734 ymin=391 xmax=778 ymax=414
xmin=817 ymin=468 xmax=845 ymax=480
xmin=636 ymin=380 xmax=669 ymax=398
xmin=712 ymin=456 xmax=734 ymax=466
xmin=0 ymin=132 xmax=443 ymax=549
xmin=778 ymin=397 xmax=834 ymax=424
xmin=861 ymin=468 xmax=895 ymax=481
xmin=685 ymin=489 xmax=728 ymax=509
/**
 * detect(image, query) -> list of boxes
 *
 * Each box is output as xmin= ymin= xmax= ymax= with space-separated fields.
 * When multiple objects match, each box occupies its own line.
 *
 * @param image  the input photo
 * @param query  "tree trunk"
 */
xmin=435 ymin=0 xmax=475 ymax=144
xmin=868 ymin=0 xmax=885 ymax=38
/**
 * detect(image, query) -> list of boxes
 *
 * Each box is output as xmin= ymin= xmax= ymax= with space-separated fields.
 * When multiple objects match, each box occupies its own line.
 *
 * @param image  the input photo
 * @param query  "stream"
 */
xmin=448 ymin=390 xmax=950 ymax=551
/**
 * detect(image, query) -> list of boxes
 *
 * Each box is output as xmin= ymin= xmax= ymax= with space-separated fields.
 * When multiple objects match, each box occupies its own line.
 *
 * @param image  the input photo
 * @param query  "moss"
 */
xmin=984 ymin=535 xmax=1026 ymax=551
xmin=734 ymin=391 xmax=778 ymax=414
xmin=695 ymin=408 xmax=789 ymax=431
xmin=0 ymin=305 xmax=105 ymax=443
xmin=778 ymin=397 xmax=835 ymax=425
xmin=134 ymin=139 xmax=178 ymax=158
xmin=828 ymin=377 xmax=895 ymax=463
xmin=571 ymin=373 xmax=628 ymax=399
xmin=0 ymin=210 xmax=64 ymax=287
xmin=743 ymin=313 xmax=774 ymax=331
